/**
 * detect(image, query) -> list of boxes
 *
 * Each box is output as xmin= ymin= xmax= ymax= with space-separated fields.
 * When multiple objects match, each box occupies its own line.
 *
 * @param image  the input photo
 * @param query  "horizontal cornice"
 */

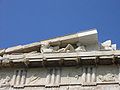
xmin=0 ymin=50 xmax=120 ymax=68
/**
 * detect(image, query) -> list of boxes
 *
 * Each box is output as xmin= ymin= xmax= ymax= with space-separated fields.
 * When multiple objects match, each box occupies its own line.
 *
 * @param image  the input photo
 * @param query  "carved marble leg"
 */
xmin=82 ymin=67 xmax=86 ymax=83
xmin=91 ymin=67 xmax=96 ymax=82
xmin=87 ymin=67 xmax=91 ymax=83
xmin=64 ymin=44 xmax=75 ymax=52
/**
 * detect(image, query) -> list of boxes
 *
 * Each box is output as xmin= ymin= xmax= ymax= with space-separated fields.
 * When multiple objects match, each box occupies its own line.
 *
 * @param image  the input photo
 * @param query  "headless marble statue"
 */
xmin=40 ymin=42 xmax=54 ymax=53
xmin=75 ymin=42 xmax=86 ymax=52
xmin=101 ymin=40 xmax=116 ymax=51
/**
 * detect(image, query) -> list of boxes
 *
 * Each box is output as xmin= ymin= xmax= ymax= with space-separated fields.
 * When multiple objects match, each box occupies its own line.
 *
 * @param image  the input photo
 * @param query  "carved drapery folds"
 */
xmin=0 ymin=76 xmax=11 ymax=88
xmin=26 ymin=68 xmax=46 ymax=85
xmin=27 ymin=73 xmax=41 ymax=84
xmin=98 ymin=73 xmax=117 ymax=82
xmin=0 ymin=69 xmax=13 ymax=89
xmin=40 ymin=42 xmax=86 ymax=53
xmin=97 ymin=66 xmax=118 ymax=83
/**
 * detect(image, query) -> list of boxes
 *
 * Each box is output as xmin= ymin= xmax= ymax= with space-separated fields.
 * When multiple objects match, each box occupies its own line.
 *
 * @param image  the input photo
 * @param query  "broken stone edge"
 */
xmin=0 ymin=28 xmax=98 ymax=56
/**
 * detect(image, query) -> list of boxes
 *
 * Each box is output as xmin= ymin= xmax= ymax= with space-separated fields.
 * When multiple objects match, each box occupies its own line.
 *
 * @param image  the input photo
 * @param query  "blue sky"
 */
xmin=0 ymin=0 xmax=120 ymax=49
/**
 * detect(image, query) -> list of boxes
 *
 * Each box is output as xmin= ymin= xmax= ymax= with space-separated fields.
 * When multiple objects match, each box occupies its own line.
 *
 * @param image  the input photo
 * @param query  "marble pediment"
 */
xmin=40 ymin=29 xmax=99 ymax=52
xmin=41 ymin=29 xmax=98 ymax=45
xmin=1 ymin=28 xmax=117 ymax=56
xmin=0 ymin=29 xmax=99 ymax=55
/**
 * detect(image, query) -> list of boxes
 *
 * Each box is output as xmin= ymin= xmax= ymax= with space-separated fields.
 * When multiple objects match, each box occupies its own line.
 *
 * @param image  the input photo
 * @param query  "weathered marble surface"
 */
xmin=0 ymin=29 xmax=99 ymax=56
xmin=97 ymin=65 xmax=118 ymax=83
xmin=0 ymin=29 xmax=118 ymax=90
xmin=101 ymin=40 xmax=117 ymax=51
xmin=0 ymin=65 xmax=119 ymax=90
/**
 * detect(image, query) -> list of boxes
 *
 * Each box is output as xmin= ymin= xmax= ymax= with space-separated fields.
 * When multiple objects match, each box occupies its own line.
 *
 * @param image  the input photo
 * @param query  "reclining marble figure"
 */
xmin=40 ymin=42 xmax=54 ymax=53
xmin=40 ymin=41 xmax=87 ymax=53
xmin=75 ymin=42 xmax=86 ymax=52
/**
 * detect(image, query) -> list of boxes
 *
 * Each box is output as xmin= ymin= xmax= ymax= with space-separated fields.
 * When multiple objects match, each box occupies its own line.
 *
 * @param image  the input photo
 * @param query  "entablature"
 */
xmin=0 ymin=50 xmax=120 ymax=68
